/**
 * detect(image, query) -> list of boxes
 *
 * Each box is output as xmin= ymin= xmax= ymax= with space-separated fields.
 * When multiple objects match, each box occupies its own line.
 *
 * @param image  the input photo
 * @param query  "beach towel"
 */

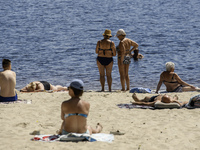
xmin=129 ymin=87 xmax=151 ymax=93
xmin=117 ymin=103 xmax=155 ymax=109
xmin=117 ymin=102 xmax=181 ymax=109
xmin=31 ymin=133 xmax=114 ymax=143
xmin=0 ymin=99 xmax=32 ymax=104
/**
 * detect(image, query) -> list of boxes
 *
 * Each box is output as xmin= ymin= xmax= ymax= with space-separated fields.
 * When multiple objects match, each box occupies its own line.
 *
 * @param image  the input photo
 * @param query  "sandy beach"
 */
xmin=1 ymin=90 xmax=200 ymax=150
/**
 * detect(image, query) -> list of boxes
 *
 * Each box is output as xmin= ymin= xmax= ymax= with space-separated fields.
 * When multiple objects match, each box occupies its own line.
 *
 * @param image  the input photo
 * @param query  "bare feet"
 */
xmin=173 ymin=95 xmax=179 ymax=100
xmin=96 ymin=123 xmax=103 ymax=133
xmin=56 ymin=129 xmax=62 ymax=135
xmin=132 ymin=93 xmax=140 ymax=102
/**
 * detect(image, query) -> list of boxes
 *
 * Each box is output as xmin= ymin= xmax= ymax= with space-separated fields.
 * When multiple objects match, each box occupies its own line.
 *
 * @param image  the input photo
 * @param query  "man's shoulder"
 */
xmin=11 ymin=70 xmax=16 ymax=73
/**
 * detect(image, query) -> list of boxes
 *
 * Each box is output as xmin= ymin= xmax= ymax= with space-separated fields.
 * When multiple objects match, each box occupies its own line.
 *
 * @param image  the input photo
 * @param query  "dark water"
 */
xmin=0 ymin=0 xmax=200 ymax=91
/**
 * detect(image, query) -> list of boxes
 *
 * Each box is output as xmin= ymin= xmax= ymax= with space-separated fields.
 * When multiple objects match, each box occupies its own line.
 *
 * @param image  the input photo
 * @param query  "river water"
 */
xmin=0 ymin=0 xmax=200 ymax=91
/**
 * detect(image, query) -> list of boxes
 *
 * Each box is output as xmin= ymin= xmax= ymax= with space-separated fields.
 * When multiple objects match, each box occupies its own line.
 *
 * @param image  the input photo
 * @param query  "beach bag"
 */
xmin=123 ymin=55 xmax=131 ymax=64
xmin=186 ymin=94 xmax=200 ymax=108
xmin=129 ymin=87 xmax=151 ymax=93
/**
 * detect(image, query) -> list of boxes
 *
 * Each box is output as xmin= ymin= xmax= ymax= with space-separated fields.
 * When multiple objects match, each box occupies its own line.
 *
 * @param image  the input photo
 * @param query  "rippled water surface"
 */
xmin=0 ymin=0 xmax=200 ymax=91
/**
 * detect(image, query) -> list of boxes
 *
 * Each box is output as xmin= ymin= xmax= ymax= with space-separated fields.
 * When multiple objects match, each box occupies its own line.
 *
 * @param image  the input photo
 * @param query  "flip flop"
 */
xmin=30 ymin=130 xmax=40 ymax=135
xmin=110 ymin=130 xmax=125 ymax=135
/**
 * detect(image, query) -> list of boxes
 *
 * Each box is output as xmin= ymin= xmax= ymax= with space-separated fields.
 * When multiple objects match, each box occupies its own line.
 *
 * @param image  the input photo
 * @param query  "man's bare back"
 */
xmin=0 ymin=59 xmax=17 ymax=102
xmin=0 ymin=70 xmax=16 ymax=97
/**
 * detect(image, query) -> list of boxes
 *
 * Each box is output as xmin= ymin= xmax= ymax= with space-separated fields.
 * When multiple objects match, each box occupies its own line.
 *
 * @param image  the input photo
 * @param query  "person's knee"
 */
xmin=100 ymin=74 xmax=105 ymax=78
xmin=119 ymin=71 xmax=124 ymax=76
xmin=106 ymin=74 xmax=111 ymax=78
xmin=125 ymin=75 xmax=129 ymax=80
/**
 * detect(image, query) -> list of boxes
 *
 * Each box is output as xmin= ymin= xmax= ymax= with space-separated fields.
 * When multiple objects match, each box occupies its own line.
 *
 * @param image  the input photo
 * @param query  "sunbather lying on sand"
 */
xmin=20 ymin=81 xmax=68 ymax=92
xmin=131 ymin=93 xmax=188 ymax=107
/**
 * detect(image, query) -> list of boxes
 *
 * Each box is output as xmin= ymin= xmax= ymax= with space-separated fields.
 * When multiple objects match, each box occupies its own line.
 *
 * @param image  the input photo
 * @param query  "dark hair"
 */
xmin=133 ymin=48 xmax=139 ymax=60
xmin=103 ymin=35 xmax=111 ymax=39
xmin=70 ymin=86 xmax=83 ymax=97
xmin=2 ymin=59 xmax=11 ymax=69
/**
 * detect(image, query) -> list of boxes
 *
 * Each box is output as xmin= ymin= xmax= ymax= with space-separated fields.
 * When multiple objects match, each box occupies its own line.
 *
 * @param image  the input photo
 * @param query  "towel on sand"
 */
xmin=0 ymin=99 xmax=32 ymax=104
xmin=117 ymin=102 xmax=181 ymax=109
xmin=117 ymin=103 xmax=155 ymax=109
xmin=31 ymin=133 xmax=114 ymax=143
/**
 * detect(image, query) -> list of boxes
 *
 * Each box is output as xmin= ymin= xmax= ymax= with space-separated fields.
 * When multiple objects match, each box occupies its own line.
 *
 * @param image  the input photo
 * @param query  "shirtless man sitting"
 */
xmin=0 ymin=59 xmax=17 ymax=102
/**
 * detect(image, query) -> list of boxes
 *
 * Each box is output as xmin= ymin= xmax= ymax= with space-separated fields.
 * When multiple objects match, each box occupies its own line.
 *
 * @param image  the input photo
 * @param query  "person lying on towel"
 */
xmin=57 ymin=79 xmax=103 ymax=135
xmin=20 ymin=81 xmax=68 ymax=92
xmin=0 ymin=59 xmax=17 ymax=102
xmin=131 ymin=93 xmax=187 ymax=107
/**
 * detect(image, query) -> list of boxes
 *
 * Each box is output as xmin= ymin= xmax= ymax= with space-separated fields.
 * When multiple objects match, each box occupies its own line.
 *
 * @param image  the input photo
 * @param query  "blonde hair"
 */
xmin=27 ymin=82 xmax=36 ymax=91
xmin=165 ymin=62 xmax=175 ymax=71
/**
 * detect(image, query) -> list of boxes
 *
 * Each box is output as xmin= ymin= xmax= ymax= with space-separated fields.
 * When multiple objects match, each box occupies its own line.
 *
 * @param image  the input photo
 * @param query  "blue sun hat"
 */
xmin=68 ymin=79 xmax=84 ymax=90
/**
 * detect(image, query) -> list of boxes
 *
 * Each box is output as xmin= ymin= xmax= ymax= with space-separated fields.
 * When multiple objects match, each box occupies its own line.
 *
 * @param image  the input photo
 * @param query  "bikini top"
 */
xmin=64 ymin=113 xmax=88 ymax=119
xmin=98 ymin=40 xmax=113 ymax=55
xmin=163 ymin=74 xmax=179 ymax=84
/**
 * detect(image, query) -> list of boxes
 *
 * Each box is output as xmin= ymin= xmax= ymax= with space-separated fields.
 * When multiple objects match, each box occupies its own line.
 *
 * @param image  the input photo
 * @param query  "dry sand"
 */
xmin=1 ymin=90 xmax=200 ymax=150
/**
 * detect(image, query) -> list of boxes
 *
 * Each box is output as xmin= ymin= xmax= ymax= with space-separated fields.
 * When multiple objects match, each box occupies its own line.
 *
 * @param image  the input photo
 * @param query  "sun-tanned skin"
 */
xmin=131 ymin=93 xmax=187 ymax=107
xmin=58 ymin=84 xmax=103 ymax=135
xmin=0 ymin=59 xmax=16 ymax=97
xmin=156 ymin=62 xmax=200 ymax=93
xmin=96 ymin=29 xmax=116 ymax=92
xmin=116 ymin=34 xmax=138 ymax=91
xmin=20 ymin=81 xmax=68 ymax=92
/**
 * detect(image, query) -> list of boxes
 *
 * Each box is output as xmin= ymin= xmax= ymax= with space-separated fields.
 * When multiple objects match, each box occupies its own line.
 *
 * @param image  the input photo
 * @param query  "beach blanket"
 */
xmin=0 ymin=99 xmax=32 ymax=104
xmin=31 ymin=133 xmax=114 ymax=143
xmin=117 ymin=102 xmax=181 ymax=109
xmin=117 ymin=103 xmax=155 ymax=110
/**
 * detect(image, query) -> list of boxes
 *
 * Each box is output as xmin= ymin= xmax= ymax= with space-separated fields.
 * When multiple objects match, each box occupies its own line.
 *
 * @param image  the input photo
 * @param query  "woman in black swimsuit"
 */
xmin=96 ymin=29 xmax=116 ymax=92
xmin=20 ymin=81 xmax=68 ymax=92
xmin=156 ymin=62 xmax=200 ymax=93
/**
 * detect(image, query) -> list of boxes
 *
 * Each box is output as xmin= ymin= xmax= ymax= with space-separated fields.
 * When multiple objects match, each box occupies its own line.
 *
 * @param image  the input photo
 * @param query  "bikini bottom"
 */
xmin=97 ymin=56 xmax=113 ymax=66
xmin=149 ymin=95 xmax=159 ymax=102
xmin=172 ymin=85 xmax=183 ymax=92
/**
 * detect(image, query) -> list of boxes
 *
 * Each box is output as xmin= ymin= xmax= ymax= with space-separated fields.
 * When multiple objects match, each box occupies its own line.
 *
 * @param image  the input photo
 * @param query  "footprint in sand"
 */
xmin=15 ymin=122 xmax=29 ymax=128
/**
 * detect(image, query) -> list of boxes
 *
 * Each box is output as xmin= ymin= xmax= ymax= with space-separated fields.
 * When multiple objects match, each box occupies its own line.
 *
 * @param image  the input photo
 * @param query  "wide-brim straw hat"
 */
xmin=103 ymin=29 xmax=112 ymax=37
